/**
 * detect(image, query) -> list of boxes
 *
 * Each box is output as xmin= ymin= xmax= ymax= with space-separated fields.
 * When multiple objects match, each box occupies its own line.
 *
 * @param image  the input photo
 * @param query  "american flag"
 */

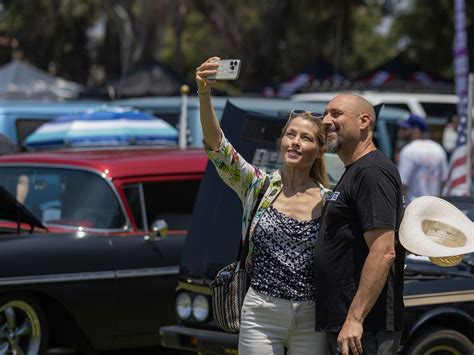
xmin=443 ymin=0 xmax=472 ymax=196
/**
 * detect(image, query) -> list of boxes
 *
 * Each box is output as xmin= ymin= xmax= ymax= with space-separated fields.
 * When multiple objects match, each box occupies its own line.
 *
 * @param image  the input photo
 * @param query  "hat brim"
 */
xmin=399 ymin=196 xmax=474 ymax=257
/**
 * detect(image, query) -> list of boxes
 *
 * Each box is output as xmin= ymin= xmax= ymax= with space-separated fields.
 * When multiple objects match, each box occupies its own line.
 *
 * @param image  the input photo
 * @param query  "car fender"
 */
xmin=406 ymin=306 xmax=473 ymax=340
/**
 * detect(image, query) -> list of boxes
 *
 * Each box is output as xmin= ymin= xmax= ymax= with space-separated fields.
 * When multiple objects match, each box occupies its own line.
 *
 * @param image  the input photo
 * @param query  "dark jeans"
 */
xmin=327 ymin=331 xmax=401 ymax=355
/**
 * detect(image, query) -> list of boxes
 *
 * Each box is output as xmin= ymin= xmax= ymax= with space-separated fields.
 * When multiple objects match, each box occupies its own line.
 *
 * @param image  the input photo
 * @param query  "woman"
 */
xmin=196 ymin=56 xmax=330 ymax=355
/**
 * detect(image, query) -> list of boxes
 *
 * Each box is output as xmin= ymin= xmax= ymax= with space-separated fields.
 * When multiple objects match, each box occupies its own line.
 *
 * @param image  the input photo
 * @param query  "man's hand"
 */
xmin=338 ymin=319 xmax=364 ymax=355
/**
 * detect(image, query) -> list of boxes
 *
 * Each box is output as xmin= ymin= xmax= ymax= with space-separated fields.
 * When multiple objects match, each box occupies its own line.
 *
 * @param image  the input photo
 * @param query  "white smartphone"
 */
xmin=208 ymin=59 xmax=241 ymax=80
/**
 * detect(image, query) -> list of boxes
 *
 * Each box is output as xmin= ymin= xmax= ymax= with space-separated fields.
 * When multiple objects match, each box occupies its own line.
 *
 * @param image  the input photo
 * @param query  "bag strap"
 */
xmin=237 ymin=176 xmax=270 ymax=268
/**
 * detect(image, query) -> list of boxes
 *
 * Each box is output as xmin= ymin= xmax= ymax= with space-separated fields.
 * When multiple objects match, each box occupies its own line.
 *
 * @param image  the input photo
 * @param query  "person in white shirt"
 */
xmin=397 ymin=114 xmax=448 ymax=203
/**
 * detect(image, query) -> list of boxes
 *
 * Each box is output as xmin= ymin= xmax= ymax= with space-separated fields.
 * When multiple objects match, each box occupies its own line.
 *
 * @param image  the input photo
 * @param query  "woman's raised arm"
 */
xmin=196 ymin=56 xmax=222 ymax=150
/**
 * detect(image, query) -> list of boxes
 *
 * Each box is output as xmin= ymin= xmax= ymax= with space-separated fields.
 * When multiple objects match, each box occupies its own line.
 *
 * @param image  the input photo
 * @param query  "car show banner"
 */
xmin=444 ymin=0 xmax=472 ymax=196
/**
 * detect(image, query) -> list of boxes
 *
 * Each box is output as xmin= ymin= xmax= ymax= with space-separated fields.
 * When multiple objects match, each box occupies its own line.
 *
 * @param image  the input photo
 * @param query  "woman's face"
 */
xmin=280 ymin=116 xmax=322 ymax=169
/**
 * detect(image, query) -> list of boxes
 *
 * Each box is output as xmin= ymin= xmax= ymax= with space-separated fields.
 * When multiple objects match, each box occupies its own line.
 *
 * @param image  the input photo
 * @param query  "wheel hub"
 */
xmin=0 ymin=300 xmax=42 ymax=354
xmin=7 ymin=330 xmax=18 ymax=343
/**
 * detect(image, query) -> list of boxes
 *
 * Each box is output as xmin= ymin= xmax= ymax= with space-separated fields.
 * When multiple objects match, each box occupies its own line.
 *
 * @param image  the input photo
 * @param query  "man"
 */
xmin=398 ymin=114 xmax=448 ymax=202
xmin=314 ymin=94 xmax=405 ymax=355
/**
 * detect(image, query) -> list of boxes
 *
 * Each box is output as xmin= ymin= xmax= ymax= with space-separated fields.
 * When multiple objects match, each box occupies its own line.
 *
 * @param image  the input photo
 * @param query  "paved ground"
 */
xmin=101 ymin=348 xmax=188 ymax=355
xmin=47 ymin=346 xmax=188 ymax=355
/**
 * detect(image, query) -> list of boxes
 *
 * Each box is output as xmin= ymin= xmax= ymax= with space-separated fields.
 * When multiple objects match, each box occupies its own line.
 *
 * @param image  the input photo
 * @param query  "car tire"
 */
xmin=0 ymin=293 xmax=49 ymax=355
xmin=404 ymin=326 xmax=473 ymax=355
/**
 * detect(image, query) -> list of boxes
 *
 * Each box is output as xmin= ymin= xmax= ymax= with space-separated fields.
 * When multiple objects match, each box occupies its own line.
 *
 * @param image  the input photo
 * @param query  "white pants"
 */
xmin=238 ymin=287 xmax=329 ymax=355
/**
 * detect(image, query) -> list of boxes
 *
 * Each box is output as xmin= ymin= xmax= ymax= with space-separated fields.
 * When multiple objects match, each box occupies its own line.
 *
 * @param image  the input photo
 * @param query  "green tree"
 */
xmin=389 ymin=0 xmax=474 ymax=79
xmin=2 ymin=0 xmax=468 ymax=92
xmin=165 ymin=0 xmax=395 ymax=90
xmin=343 ymin=4 xmax=397 ymax=77
xmin=0 ymin=0 xmax=104 ymax=82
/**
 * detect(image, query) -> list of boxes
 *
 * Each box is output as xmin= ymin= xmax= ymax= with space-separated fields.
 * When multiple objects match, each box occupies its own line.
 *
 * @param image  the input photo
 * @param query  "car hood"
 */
xmin=0 ymin=185 xmax=45 ymax=230
xmin=179 ymin=103 xmax=267 ymax=283
xmin=404 ymin=254 xmax=473 ymax=280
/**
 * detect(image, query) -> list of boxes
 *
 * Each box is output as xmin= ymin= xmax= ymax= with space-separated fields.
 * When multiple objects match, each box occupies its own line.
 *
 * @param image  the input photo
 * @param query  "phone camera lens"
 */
xmin=231 ymin=61 xmax=236 ymax=66
xmin=230 ymin=66 xmax=235 ymax=70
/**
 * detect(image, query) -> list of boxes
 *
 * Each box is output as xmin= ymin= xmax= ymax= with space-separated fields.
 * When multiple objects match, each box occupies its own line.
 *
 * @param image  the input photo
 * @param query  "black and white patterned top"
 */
xmin=250 ymin=205 xmax=320 ymax=301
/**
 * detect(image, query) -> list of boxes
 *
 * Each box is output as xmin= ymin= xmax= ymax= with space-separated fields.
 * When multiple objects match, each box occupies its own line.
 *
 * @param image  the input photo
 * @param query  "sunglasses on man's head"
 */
xmin=289 ymin=109 xmax=323 ymax=119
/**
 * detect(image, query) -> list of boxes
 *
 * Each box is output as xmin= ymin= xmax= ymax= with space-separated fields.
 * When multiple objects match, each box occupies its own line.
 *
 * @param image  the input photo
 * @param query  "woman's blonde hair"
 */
xmin=277 ymin=112 xmax=328 ymax=187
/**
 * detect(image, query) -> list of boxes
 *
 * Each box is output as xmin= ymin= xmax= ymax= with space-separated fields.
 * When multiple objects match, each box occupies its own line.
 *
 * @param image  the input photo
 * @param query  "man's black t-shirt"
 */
xmin=314 ymin=150 xmax=405 ymax=333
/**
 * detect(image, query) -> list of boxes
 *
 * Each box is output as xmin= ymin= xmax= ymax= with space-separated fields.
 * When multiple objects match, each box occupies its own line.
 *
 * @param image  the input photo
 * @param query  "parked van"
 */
xmin=291 ymin=91 xmax=458 ymax=119
xmin=0 ymin=100 xmax=104 ymax=150
xmin=115 ymin=96 xmax=412 ymax=160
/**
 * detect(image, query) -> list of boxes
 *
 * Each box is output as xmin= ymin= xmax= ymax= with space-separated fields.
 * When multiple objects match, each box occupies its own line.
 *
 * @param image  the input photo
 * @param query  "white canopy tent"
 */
xmin=0 ymin=59 xmax=84 ymax=100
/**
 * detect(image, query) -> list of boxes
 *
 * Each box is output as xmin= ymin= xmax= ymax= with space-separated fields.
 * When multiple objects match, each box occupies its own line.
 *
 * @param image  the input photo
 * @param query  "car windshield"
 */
xmin=0 ymin=167 xmax=126 ymax=230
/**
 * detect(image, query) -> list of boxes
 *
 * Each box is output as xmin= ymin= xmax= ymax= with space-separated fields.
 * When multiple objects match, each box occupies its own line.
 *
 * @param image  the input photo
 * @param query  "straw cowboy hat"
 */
xmin=399 ymin=196 xmax=474 ymax=267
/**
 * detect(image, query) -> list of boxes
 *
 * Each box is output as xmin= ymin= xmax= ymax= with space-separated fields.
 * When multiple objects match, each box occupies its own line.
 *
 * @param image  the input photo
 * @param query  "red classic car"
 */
xmin=0 ymin=147 xmax=207 ymax=354
xmin=0 ymin=147 xmax=207 ymax=235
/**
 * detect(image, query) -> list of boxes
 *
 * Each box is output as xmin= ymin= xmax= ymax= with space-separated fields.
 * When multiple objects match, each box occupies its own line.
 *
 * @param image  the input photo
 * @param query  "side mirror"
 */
xmin=150 ymin=219 xmax=168 ymax=238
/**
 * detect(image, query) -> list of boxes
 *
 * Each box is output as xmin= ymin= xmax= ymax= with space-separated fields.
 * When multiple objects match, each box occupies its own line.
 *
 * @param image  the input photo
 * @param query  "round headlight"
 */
xmin=192 ymin=294 xmax=210 ymax=322
xmin=176 ymin=292 xmax=192 ymax=320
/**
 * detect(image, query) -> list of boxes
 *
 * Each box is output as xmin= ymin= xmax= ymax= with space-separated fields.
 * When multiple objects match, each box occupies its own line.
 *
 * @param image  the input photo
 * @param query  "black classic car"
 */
xmin=0 ymin=187 xmax=185 ymax=354
xmin=159 ymin=103 xmax=474 ymax=355
xmin=0 ymin=147 xmax=207 ymax=354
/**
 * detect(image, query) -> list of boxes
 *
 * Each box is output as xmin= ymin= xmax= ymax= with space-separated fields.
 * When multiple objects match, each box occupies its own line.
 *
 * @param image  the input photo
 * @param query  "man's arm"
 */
xmin=337 ymin=228 xmax=396 ymax=355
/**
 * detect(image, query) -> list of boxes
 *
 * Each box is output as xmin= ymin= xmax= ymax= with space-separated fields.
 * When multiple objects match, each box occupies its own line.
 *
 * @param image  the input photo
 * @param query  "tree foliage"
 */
xmin=389 ymin=0 xmax=474 ymax=79
xmin=0 ymin=0 xmax=104 ymax=80
xmin=0 ymin=0 xmax=471 ymax=92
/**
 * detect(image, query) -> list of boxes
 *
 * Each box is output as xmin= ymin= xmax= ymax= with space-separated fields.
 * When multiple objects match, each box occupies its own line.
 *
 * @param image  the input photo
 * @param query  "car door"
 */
xmin=0 ymin=232 xmax=119 ymax=349
xmin=111 ymin=177 xmax=200 ymax=344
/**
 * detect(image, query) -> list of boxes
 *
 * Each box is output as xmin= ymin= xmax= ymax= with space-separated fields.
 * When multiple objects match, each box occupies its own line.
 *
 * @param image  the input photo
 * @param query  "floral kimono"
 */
xmin=205 ymin=132 xmax=331 ymax=271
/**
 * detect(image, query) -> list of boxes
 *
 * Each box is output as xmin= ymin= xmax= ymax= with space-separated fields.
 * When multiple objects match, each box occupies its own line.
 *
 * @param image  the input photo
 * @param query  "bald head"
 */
xmin=322 ymin=94 xmax=378 ymax=162
xmin=332 ymin=94 xmax=376 ymax=130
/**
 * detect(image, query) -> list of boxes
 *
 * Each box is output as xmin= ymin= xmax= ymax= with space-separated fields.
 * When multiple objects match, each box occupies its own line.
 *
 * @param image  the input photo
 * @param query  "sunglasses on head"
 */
xmin=289 ymin=109 xmax=323 ymax=119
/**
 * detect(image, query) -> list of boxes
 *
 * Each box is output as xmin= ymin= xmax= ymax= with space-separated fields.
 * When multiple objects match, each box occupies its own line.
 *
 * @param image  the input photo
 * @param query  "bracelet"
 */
xmin=197 ymin=89 xmax=211 ymax=96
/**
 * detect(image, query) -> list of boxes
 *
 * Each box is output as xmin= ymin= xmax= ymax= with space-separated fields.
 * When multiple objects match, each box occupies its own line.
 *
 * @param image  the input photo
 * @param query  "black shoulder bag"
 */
xmin=209 ymin=177 xmax=269 ymax=333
